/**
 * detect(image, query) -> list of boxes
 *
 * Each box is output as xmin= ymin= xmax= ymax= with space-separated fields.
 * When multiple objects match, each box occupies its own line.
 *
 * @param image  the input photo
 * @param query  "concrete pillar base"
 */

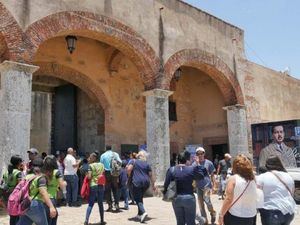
xmin=143 ymin=89 xmax=173 ymax=184
xmin=0 ymin=61 xmax=39 ymax=172
xmin=223 ymin=104 xmax=249 ymax=158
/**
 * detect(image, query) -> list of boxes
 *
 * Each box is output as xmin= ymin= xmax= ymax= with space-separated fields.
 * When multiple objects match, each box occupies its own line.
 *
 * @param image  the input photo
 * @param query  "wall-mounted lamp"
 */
xmin=65 ymin=35 xmax=77 ymax=54
xmin=174 ymin=68 xmax=182 ymax=81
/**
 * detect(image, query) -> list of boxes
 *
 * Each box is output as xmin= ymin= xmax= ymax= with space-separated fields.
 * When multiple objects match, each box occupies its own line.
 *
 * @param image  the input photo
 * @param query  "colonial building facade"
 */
xmin=1 ymin=0 xmax=299 ymax=183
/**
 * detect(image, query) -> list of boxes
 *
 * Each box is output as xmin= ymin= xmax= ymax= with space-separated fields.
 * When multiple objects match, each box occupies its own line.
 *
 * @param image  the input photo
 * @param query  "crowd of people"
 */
xmin=0 ymin=146 xmax=156 ymax=225
xmin=0 ymin=124 xmax=298 ymax=225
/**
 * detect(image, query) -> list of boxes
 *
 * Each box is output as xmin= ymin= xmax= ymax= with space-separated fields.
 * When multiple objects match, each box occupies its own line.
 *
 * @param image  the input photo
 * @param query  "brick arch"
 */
xmin=163 ymin=49 xmax=244 ymax=105
xmin=0 ymin=2 xmax=29 ymax=62
xmin=34 ymin=62 xmax=110 ymax=115
xmin=24 ymin=11 xmax=160 ymax=89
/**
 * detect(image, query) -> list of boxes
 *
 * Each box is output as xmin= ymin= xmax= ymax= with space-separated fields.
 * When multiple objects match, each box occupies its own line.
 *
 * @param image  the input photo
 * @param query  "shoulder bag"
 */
xmin=162 ymin=166 xmax=177 ymax=202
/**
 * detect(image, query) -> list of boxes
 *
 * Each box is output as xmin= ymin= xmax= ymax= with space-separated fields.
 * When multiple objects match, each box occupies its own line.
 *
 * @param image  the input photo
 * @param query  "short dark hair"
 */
xmin=105 ymin=145 xmax=112 ymax=151
xmin=177 ymin=151 xmax=190 ymax=164
xmin=271 ymin=125 xmax=284 ymax=133
xmin=43 ymin=155 xmax=58 ymax=172
xmin=265 ymin=155 xmax=286 ymax=172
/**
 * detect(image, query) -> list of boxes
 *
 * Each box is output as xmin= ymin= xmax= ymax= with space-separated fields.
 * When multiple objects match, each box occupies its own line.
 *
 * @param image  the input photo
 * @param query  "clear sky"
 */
xmin=183 ymin=0 xmax=300 ymax=79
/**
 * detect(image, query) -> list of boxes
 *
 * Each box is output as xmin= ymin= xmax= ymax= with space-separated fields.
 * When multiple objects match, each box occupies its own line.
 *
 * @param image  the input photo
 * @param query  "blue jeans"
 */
xmin=44 ymin=198 xmax=58 ymax=225
xmin=172 ymin=194 xmax=196 ymax=225
xmin=17 ymin=200 xmax=48 ymax=225
xmin=118 ymin=186 xmax=129 ymax=208
xmin=259 ymin=209 xmax=294 ymax=225
xmin=196 ymin=188 xmax=216 ymax=221
xmin=132 ymin=185 xmax=148 ymax=215
xmin=85 ymin=185 xmax=105 ymax=223
xmin=64 ymin=175 xmax=78 ymax=205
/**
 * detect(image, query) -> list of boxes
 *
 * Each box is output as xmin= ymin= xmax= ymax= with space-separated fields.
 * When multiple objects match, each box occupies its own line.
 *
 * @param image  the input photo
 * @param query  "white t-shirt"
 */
xmin=256 ymin=171 xmax=296 ymax=215
xmin=63 ymin=154 xmax=77 ymax=175
xmin=229 ymin=174 xmax=257 ymax=218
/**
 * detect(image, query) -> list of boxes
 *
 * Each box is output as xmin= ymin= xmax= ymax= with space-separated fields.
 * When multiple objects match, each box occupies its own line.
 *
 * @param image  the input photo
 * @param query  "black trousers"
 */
xmin=104 ymin=171 xmax=119 ymax=206
xmin=224 ymin=211 xmax=255 ymax=225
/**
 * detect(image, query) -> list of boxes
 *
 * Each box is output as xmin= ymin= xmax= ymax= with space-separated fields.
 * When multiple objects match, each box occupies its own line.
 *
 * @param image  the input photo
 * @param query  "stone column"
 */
xmin=0 ymin=61 xmax=38 ymax=172
xmin=223 ymin=104 xmax=249 ymax=158
xmin=143 ymin=89 xmax=173 ymax=186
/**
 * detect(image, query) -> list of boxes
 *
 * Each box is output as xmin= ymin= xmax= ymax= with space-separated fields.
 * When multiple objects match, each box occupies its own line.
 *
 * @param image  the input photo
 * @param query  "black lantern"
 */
xmin=174 ymin=68 xmax=182 ymax=81
xmin=65 ymin=35 xmax=77 ymax=54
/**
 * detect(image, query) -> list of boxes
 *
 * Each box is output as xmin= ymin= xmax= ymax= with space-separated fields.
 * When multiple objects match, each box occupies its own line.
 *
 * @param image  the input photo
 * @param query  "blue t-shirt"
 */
xmin=193 ymin=159 xmax=215 ymax=189
xmin=100 ymin=150 xmax=121 ymax=171
xmin=128 ymin=159 xmax=151 ymax=188
xmin=164 ymin=165 xmax=207 ymax=195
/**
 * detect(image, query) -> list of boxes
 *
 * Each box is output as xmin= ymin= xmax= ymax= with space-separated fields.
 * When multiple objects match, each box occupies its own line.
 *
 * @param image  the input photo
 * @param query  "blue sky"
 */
xmin=183 ymin=0 xmax=300 ymax=79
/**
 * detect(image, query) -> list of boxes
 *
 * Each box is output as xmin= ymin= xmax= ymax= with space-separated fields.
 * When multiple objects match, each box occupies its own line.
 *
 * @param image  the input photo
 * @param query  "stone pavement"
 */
xmin=0 ymin=195 xmax=299 ymax=225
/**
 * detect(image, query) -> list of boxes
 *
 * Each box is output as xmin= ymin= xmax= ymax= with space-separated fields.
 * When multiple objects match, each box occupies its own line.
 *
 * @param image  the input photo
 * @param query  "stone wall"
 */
xmin=77 ymin=89 xmax=105 ymax=154
xmin=30 ymin=91 xmax=52 ymax=154
xmin=1 ymin=0 xmax=244 ymax=72
xmin=246 ymin=62 xmax=300 ymax=123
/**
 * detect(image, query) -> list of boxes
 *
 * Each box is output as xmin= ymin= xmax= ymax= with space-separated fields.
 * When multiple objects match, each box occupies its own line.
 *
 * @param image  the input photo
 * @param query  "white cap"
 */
xmin=196 ymin=147 xmax=205 ymax=153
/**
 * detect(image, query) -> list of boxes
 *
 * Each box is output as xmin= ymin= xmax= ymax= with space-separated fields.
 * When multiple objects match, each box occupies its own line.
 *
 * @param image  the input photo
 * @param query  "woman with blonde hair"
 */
xmin=127 ymin=150 xmax=156 ymax=223
xmin=218 ymin=154 xmax=257 ymax=225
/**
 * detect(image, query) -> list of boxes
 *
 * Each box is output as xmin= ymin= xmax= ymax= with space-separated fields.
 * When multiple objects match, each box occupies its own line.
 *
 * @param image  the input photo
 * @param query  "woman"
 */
xmin=127 ymin=150 xmax=156 ymax=223
xmin=218 ymin=154 xmax=257 ymax=225
xmin=2 ymin=155 xmax=23 ymax=225
xmin=17 ymin=158 xmax=56 ymax=225
xmin=163 ymin=151 xmax=207 ymax=225
xmin=84 ymin=153 xmax=106 ymax=225
xmin=43 ymin=155 xmax=67 ymax=225
xmin=257 ymin=155 xmax=296 ymax=225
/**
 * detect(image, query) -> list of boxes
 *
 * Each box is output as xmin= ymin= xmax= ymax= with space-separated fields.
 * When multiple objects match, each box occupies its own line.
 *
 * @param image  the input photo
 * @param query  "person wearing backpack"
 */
xmin=17 ymin=158 xmax=56 ymax=225
xmin=43 ymin=155 xmax=67 ymax=225
xmin=84 ymin=152 xmax=106 ymax=225
xmin=100 ymin=146 xmax=122 ymax=212
xmin=1 ymin=155 xmax=24 ymax=225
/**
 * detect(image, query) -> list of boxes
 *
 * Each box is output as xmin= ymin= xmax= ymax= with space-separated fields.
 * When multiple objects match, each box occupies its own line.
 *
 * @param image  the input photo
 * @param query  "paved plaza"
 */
xmin=0 ymin=195 xmax=299 ymax=225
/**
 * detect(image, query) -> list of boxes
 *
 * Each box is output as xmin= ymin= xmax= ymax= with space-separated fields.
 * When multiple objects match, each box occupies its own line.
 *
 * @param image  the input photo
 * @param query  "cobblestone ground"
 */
xmin=0 ymin=195 xmax=299 ymax=225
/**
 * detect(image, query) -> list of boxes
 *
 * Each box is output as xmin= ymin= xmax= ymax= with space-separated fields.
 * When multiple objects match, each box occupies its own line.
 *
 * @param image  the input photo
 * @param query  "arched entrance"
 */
xmin=163 ymin=49 xmax=246 ymax=159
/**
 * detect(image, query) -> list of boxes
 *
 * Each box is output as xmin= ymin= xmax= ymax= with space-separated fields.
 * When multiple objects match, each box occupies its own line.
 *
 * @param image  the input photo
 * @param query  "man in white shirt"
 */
xmin=64 ymin=147 xmax=80 ymax=207
xmin=259 ymin=125 xmax=297 ymax=169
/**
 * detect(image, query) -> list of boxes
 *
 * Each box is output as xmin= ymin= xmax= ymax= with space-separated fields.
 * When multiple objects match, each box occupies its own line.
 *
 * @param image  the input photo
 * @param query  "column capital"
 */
xmin=0 ymin=61 xmax=39 ymax=74
xmin=223 ymin=104 xmax=246 ymax=111
xmin=142 ymin=89 xmax=173 ymax=98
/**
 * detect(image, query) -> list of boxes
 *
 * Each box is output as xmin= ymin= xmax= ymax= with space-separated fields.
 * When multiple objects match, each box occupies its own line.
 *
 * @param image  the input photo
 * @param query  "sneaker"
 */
xmin=106 ymin=206 xmax=113 ymax=212
xmin=218 ymin=196 xmax=222 ymax=200
xmin=84 ymin=222 xmax=88 ymax=225
xmin=140 ymin=212 xmax=148 ymax=223
xmin=124 ymin=206 xmax=129 ymax=210
xmin=100 ymin=222 xmax=106 ymax=225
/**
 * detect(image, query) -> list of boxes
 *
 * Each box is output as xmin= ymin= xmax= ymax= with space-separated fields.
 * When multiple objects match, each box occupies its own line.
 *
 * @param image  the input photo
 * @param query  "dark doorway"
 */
xmin=212 ymin=144 xmax=228 ymax=160
xmin=52 ymin=84 xmax=77 ymax=154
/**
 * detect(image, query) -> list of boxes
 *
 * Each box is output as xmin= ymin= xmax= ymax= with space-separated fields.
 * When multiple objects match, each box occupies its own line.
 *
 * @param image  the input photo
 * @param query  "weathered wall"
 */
xmin=77 ymin=89 xmax=105 ymax=154
xmin=1 ymin=0 xmax=244 ymax=72
xmin=30 ymin=91 xmax=52 ymax=154
xmin=170 ymin=67 xmax=227 ymax=154
xmin=246 ymin=62 xmax=300 ymax=123
xmin=34 ymin=37 xmax=146 ymax=151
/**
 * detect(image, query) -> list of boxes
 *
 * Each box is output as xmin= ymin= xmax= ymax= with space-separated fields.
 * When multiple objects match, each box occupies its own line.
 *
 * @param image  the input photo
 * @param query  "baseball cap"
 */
xmin=196 ymin=147 xmax=205 ymax=153
xmin=224 ymin=153 xmax=232 ymax=159
xmin=27 ymin=148 xmax=39 ymax=155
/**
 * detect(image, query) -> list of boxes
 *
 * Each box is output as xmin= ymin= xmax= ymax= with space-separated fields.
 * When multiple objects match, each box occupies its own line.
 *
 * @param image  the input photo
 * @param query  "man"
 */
xmin=100 ymin=146 xmax=122 ymax=212
xmin=217 ymin=153 xmax=231 ymax=200
xmin=63 ymin=147 xmax=80 ymax=207
xmin=27 ymin=148 xmax=39 ymax=172
xmin=193 ymin=147 xmax=216 ymax=225
xmin=259 ymin=125 xmax=297 ymax=169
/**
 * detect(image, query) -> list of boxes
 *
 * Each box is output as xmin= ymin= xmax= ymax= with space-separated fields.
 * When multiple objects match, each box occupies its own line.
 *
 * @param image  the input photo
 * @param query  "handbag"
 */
xmin=80 ymin=176 xmax=90 ymax=200
xmin=97 ymin=172 xmax=106 ymax=186
xmin=162 ymin=167 xmax=176 ymax=202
